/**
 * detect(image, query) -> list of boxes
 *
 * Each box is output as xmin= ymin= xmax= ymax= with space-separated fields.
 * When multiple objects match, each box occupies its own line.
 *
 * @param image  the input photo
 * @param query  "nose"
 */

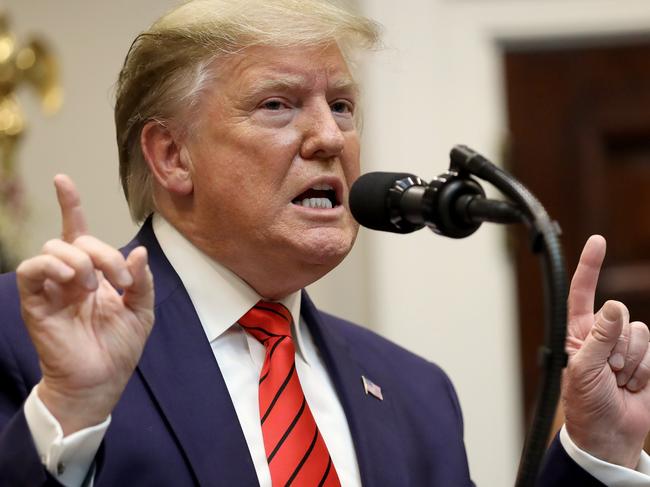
xmin=299 ymin=100 xmax=345 ymax=160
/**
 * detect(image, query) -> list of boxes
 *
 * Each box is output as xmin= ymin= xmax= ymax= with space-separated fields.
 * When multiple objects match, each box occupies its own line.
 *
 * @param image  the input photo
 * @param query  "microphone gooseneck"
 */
xmin=349 ymin=145 xmax=567 ymax=487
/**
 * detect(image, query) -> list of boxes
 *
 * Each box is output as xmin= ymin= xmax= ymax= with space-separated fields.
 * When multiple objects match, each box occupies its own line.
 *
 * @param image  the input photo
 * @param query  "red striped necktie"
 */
xmin=238 ymin=301 xmax=341 ymax=487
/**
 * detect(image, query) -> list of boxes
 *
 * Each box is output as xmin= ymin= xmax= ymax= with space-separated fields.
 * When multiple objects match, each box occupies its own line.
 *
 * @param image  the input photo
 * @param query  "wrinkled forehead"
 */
xmin=211 ymin=43 xmax=359 ymax=94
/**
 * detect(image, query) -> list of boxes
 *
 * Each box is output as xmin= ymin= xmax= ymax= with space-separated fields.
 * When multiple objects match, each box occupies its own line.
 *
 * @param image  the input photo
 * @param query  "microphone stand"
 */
xmin=435 ymin=145 xmax=567 ymax=487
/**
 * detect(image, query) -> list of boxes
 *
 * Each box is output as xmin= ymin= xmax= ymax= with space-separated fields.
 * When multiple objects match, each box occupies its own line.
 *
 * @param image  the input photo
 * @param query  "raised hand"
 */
xmin=563 ymin=235 xmax=650 ymax=468
xmin=16 ymin=175 xmax=155 ymax=435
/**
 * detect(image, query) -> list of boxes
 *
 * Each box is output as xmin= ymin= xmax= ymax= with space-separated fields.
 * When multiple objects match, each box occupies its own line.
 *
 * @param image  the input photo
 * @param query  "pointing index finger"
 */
xmin=568 ymin=235 xmax=606 ymax=322
xmin=54 ymin=174 xmax=88 ymax=243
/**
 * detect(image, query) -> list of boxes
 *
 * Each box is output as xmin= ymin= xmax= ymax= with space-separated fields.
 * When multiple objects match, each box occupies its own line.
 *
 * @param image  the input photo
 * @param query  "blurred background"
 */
xmin=3 ymin=1 xmax=650 ymax=485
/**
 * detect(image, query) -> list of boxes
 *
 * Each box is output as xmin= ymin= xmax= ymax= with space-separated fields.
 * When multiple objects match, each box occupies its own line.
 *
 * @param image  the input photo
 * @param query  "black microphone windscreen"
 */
xmin=349 ymin=171 xmax=417 ymax=233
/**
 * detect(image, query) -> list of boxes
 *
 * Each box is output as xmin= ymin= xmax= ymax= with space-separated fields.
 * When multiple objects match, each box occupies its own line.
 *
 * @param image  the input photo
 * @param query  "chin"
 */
xmin=296 ymin=229 xmax=356 ymax=268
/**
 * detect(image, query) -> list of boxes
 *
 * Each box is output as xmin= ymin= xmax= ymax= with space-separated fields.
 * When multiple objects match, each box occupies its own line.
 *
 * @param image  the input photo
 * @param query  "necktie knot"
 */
xmin=239 ymin=301 xmax=293 ymax=345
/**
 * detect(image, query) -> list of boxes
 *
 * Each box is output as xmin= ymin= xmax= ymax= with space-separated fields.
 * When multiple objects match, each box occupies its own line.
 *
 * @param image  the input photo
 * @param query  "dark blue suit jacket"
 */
xmin=0 ymin=221 xmax=602 ymax=486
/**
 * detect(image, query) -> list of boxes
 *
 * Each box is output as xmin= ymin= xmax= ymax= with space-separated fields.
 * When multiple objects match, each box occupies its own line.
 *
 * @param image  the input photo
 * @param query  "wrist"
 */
xmin=37 ymin=381 xmax=113 ymax=436
xmin=566 ymin=422 xmax=644 ymax=469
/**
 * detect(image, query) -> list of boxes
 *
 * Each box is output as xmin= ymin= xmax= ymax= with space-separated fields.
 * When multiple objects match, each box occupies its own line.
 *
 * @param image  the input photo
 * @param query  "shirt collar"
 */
xmin=152 ymin=214 xmax=308 ymax=363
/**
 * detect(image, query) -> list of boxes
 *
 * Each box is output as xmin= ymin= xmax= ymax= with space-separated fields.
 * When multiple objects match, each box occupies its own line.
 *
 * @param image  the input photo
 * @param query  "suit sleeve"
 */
xmin=536 ymin=433 xmax=606 ymax=486
xmin=0 ymin=316 xmax=64 ymax=487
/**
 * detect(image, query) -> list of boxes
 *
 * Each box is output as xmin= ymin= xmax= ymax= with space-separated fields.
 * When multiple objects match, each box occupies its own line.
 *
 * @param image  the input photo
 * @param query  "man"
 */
xmin=1 ymin=0 xmax=649 ymax=485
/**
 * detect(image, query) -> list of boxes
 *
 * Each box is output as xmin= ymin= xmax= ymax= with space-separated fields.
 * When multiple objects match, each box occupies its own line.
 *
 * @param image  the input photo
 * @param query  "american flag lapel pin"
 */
xmin=361 ymin=375 xmax=383 ymax=401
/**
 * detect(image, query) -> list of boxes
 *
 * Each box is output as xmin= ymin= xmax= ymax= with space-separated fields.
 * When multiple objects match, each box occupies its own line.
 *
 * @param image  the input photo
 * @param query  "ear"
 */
xmin=140 ymin=121 xmax=193 ymax=196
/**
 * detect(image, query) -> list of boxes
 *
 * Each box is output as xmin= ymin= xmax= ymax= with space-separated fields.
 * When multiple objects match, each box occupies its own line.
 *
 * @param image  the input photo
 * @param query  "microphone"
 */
xmin=348 ymin=172 xmax=425 ymax=234
xmin=349 ymin=171 xmax=523 ymax=238
xmin=350 ymin=147 xmax=565 ymax=486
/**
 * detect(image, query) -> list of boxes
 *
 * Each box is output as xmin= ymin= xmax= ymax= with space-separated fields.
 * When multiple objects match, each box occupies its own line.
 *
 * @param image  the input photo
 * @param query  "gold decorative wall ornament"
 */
xmin=0 ymin=12 xmax=62 ymax=271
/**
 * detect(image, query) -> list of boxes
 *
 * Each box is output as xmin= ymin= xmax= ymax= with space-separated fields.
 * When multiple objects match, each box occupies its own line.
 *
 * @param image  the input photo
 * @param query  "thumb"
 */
xmin=578 ymin=300 xmax=626 ymax=366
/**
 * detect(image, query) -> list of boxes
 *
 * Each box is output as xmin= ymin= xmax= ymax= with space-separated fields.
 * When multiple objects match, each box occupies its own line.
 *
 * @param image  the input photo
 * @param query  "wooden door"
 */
xmin=503 ymin=37 xmax=650 ymax=449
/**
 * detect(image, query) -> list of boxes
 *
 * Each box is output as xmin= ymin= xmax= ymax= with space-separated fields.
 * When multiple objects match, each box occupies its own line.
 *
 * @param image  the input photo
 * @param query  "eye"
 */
xmin=260 ymin=99 xmax=290 ymax=111
xmin=331 ymin=99 xmax=354 ymax=115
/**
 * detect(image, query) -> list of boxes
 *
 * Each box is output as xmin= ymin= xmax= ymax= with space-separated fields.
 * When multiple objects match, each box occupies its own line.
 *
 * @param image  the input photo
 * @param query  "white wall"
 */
xmin=5 ymin=1 xmax=650 ymax=485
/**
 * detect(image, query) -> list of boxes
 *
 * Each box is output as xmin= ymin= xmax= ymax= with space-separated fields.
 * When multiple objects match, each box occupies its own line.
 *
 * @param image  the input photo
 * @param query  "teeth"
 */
xmin=311 ymin=183 xmax=334 ymax=191
xmin=299 ymin=198 xmax=333 ymax=209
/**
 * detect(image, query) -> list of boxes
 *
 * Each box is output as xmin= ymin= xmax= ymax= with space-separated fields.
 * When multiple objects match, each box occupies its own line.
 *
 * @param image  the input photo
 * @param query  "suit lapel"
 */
xmin=124 ymin=221 xmax=409 ymax=486
xmin=129 ymin=222 xmax=259 ymax=486
xmin=301 ymin=292 xmax=411 ymax=486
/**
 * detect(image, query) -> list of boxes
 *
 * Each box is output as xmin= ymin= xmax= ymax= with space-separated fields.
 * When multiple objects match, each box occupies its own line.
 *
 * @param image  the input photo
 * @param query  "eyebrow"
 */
xmin=330 ymin=77 xmax=360 ymax=95
xmin=240 ymin=75 xmax=359 ymax=104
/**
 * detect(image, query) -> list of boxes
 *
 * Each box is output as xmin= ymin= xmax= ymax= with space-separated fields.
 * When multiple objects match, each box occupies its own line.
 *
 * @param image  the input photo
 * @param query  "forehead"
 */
xmin=215 ymin=44 xmax=357 ymax=93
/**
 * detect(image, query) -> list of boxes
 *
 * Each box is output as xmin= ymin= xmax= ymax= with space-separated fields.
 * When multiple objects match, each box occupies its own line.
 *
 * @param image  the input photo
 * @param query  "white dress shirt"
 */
xmin=21 ymin=213 xmax=650 ymax=486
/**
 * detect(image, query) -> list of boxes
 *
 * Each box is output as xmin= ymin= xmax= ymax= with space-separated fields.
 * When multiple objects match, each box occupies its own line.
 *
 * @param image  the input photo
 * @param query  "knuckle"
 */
xmin=625 ymin=347 xmax=642 ymax=364
xmin=632 ymin=321 xmax=649 ymax=340
xmin=100 ymin=248 xmax=125 ymax=271
xmin=634 ymin=360 xmax=650 ymax=380
xmin=74 ymin=235 xmax=122 ymax=267
xmin=616 ymin=333 xmax=630 ymax=347
xmin=626 ymin=324 xmax=650 ymax=360
xmin=73 ymin=234 xmax=93 ymax=248
xmin=41 ymin=239 xmax=62 ymax=254
xmin=107 ymin=247 xmax=125 ymax=265
xmin=66 ymin=248 xmax=93 ymax=274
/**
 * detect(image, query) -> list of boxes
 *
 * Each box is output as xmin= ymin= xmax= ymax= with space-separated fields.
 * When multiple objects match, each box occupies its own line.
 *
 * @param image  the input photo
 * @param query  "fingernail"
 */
xmin=118 ymin=270 xmax=133 ymax=288
xmin=628 ymin=378 xmax=640 ymax=391
xmin=616 ymin=372 xmax=627 ymax=387
xmin=84 ymin=273 xmax=98 ymax=290
xmin=602 ymin=304 xmax=618 ymax=322
xmin=609 ymin=353 xmax=625 ymax=370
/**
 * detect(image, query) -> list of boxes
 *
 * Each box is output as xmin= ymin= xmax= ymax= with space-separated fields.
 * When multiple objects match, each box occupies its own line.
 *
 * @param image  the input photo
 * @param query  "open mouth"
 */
xmin=292 ymin=183 xmax=339 ymax=209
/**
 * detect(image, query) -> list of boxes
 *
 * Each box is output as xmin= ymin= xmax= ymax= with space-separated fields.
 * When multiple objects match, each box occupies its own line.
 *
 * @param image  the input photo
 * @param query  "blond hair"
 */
xmin=115 ymin=0 xmax=381 ymax=222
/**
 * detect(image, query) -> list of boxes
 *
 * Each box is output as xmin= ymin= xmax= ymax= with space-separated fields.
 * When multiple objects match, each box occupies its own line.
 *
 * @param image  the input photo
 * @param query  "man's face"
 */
xmin=180 ymin=44 xmax=361 ymax=297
